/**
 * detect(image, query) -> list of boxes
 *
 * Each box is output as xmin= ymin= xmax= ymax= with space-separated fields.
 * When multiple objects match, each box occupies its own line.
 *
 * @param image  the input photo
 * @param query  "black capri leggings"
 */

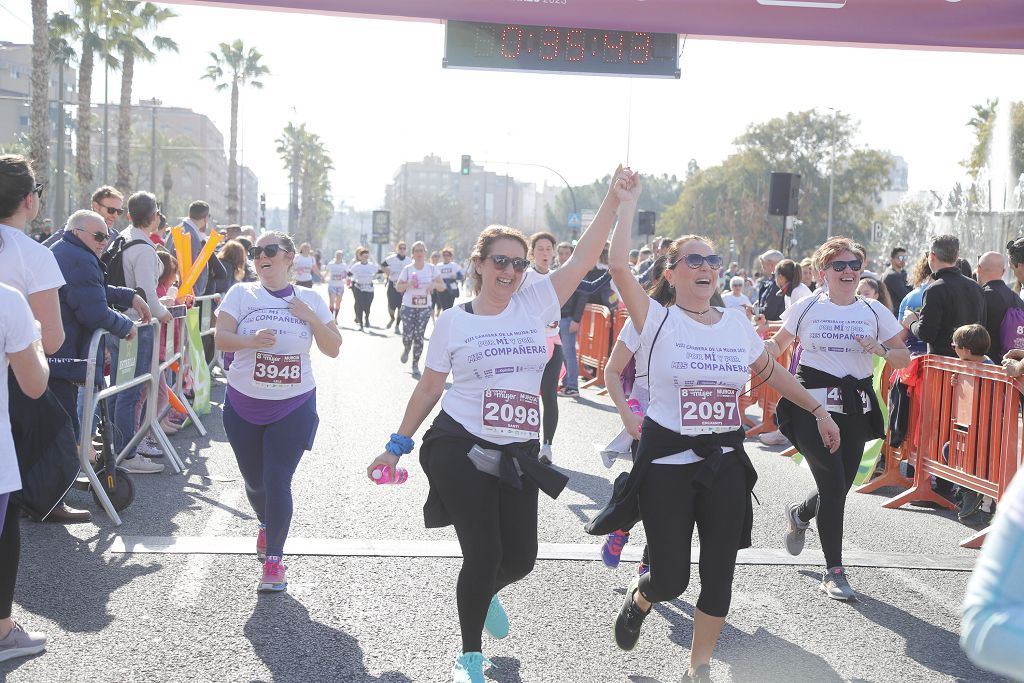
xmin=0 ymin=496 xmax=19 ymax=621
xmin=540 ymin=342 xmax=564 ymax=445
xmin=788 ymin=408 xmax=870 ymax=569
xmin=636 ymin=455 xmax=747 ymax=618
xmin=421 ymin=439 xmax=539 ymax=653
xmin=353 ymin=288 xmax=374 ymax=325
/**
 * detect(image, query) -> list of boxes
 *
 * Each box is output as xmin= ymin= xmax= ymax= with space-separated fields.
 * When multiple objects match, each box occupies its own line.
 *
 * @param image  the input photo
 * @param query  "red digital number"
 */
xmin=540 ymin=27 xmax=560 ymax=61
xmin=501 ymin=25 xmax=524 ymax=59
xmin=603 ymin=32 xmax=624 ymax=63
xmin=565 ymin=29 xmax=585 ymax=62
xmin=630 ymin=33 xmax=651 ymax=64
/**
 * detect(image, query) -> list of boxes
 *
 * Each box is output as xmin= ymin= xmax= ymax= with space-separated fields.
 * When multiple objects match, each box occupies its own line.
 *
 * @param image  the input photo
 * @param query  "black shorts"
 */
xmin=387 ymin=282 xmax=403 ymax=309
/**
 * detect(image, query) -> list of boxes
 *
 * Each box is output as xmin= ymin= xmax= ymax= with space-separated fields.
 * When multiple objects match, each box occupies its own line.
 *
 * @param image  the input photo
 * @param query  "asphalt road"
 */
xmin=1 ymin=285 xmax=1004 ymax=683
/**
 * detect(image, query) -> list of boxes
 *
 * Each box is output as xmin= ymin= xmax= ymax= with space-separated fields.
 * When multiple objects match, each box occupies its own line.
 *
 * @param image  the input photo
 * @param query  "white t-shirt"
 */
xmin=520 ymin=268 xmax=560 ymax=339
xmin=349 ymin=262 xmax=378 ymax=292
xmin=785 ymin=283 xmax=813 ymax=309
xmin=0 ymin=283 xmax=40 ymax=495
xmin=425 ymin=277 xmax=560 ymax=445
xmin=0 ymin=223 xmax=66 ymax=297
xmin=326 ymin=262 xmax=349 ymax=288
xmin=617 ymin=318 xmax=650 ymax=396
xmin=384 ymin=254 xmax=409 ymax=284
xmin=640 ymin=300 xmax=765 ymax=464
xmin=399 ymin=263 xmax=439 ymax=308
xmin=293 ymin=255 xmax=315 ymax=282
xmin=722 ymin=292 xmax=752 ymax=310
xmin=437 ymin=261 xmax=464 ymax=293
xmin=218 ymin=283 xmax=333 ymax=400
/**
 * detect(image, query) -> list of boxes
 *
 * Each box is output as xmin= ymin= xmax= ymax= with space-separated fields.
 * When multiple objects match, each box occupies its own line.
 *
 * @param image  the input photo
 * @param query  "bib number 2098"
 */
xmin=482 ymin=389 xmax=540 ymax=438
xmin=253 ymin=352 xmax=301 ymax=388
xmin=679 ymin=386 xmax=740 ymax=432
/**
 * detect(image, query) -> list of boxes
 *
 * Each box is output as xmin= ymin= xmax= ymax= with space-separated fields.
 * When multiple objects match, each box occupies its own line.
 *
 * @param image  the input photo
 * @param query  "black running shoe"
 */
xmin=614 ymin=576 xmax=650 ymax=651
xmin=401 ymin=344 xmax=411 ymax=364
xmin=682 ymin=664 xmax=713 ymax=682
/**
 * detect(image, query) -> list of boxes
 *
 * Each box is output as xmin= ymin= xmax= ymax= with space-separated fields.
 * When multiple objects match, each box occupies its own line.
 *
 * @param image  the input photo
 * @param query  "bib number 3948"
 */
xmin=253 ymin=352 xmax=301 ymax=388
xmin=482 ymin=389 xmax=540 ymax=438
xmin=679 ymin=386 xmax=740 ymax=433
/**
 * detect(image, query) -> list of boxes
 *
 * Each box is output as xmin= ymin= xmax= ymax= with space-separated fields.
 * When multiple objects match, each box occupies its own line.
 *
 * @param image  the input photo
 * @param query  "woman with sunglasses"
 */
xmin=395 ymin=241 xmax=445 ymax=379
xmin=215 ymin=232 xmax=342 ymax=592
xmin=603 ymin=200 xmax=841 ymax=682
xmin=764 ymin=237 xmax=909 ymax=601
xmin=367 ymin=166 xmax=636 ymax=683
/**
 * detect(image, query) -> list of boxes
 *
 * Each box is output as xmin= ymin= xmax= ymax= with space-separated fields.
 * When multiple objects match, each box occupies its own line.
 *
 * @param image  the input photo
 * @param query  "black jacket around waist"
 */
xmin=418 ymin=411 xmax=569 ymax=528
xmin=910 ymin=266 xmax=985 ymax=357
xmin=776 ymin=364 xmax=885 ymax=443
xmin=585 ymin=417 xmax=757 ymax=549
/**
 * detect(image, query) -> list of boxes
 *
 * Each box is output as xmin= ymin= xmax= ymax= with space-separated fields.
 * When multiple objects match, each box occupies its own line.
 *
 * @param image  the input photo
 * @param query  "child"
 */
xmin=948 ymin=324 xmax=996 ymax=525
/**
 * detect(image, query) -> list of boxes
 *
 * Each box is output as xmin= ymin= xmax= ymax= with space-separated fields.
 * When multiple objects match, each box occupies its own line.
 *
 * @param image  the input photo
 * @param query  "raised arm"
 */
xmin=608 ymin=178 xmax=650 ymax=332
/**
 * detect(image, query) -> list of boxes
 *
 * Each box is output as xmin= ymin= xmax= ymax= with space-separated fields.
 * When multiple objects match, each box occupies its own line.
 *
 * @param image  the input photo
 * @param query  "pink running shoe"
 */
xmin=256 ymin=525 xmax=267 ymax=563
xmin=258 ymin=557 xmax=287 ymax=593
xmin=602 ymin=530 xmax=630 ymax=568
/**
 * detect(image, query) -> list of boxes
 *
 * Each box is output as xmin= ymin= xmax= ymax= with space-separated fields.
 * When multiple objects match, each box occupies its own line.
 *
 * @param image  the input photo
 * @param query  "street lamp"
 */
xmin=142 ymin=98 xmax=162 ymax=195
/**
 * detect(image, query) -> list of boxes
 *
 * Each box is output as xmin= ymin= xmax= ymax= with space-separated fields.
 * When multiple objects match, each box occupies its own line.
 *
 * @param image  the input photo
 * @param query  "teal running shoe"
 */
xmin=483 ymin=595 xmax=509 ymax=639
xmin=452 ymin=652 xmax=491 ymax=683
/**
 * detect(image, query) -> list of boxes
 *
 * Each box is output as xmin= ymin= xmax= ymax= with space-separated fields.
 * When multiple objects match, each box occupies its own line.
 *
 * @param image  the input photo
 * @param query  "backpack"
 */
xmin=101 ymin=236 xmax=150 ymax=288
xmin=1000 ymin=304 xmax=1024 ymax=354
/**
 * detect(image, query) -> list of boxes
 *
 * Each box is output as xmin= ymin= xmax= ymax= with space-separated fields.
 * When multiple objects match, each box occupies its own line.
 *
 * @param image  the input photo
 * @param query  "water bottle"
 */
xmin=371 ymin=463 xmax=408 ymax=485
xmin=627 ymin=399 xmax=644 ymax=434
xmin=411 ymin=273 xmax=420 ymax=289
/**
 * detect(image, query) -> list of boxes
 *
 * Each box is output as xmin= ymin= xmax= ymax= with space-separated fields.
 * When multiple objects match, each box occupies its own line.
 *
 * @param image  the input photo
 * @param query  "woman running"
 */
xmin=215 ymin=232 xmax=342 ymax=592
xmin=292 ymin=243 xmax=320 ymax=288
xmin=325 ymin=250 xmax=349 ymax=322
xmin=348 ymin=247 xmax=378 ymax=331
xmin=519 ymin=232 xmax=562 ymax=464
xmin=367 ymin=166 xmax=635 ymax=683
xmin=601 ymin=195 xmax=841 ymax=682
xmin=766 ymin=237 xmax=909 ymax=601
xmin=395 ymin=241 xmax=443 ymax=379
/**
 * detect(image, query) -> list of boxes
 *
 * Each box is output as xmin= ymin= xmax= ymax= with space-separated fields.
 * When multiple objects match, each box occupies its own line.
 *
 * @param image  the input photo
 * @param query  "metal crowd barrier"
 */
xmin=195 ymin=293 xmax=223 ymax=374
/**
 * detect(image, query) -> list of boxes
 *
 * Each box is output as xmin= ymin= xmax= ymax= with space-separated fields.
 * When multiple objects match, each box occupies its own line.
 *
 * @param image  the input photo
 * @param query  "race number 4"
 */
xmin=253 ymin=351 xmax=302 ymax=388
xmin=482 ymin=389 xmax=541 ymax=438
xmin=679 ymin=386 xmax=740 ymax=432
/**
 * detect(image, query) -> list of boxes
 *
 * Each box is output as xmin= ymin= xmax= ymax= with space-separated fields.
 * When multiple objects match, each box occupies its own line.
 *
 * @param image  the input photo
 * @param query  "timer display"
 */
xmin=444 ymin=21 xmax=680 ymax=79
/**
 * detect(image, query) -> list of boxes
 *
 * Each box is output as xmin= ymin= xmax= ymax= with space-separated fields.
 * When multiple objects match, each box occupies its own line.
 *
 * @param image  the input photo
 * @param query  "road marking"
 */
xmin=167 ymin=482 xmax=242 ymax=606
xmin=108 ymin=536 xmax=976 ymax=571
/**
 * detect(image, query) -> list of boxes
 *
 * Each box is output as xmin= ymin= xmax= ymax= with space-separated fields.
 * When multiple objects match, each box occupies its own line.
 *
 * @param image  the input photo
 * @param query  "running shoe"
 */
xmin=558 ymin=387 xmax=579 ymax=397
xmin=0 ymin=622 xmax=47 ymax=663
xmin=539 ymin=444 xmax=553 ymax=465
xmin=411 ymin=365 xmax=421 ymax=380
xmin=258 ymin=557 xmax=288 ymax=593
xmin=759 ymin=430 xmax=788 ymax=446
xmin=120 ymin=456 xmax=164 ymax=474
xmin=256 ymin=525 xmax=267 ymax=562
xmin=599 ymin=449 xmax=619 ymax=469
xmin=819 ymin=566 xmax=856 ymax=601
xmin=601 ymin=530 xmax=629 ymax=568
xmin=451 ymin=652 xmax=491 ymax=683
xmin=136 ymin=436 xmax=163 ymax=458
xmin=483 ymin=595 xmax=509 ymax=639
xmin=614 ymin=576 xmax=650 ymax=651
xmin=401 ymin=344 xmax=411 ymax=364
xmin=682 ymin=664 xmax=713 ymax=682
xmin=784 ymin=502 xmax=809 ymax=556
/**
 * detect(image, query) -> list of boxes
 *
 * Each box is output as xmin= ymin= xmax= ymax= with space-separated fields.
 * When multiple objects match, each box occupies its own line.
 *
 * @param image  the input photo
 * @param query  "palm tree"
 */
xmin=110 ymin=1 xmax=177 ymax=194
xmin=49 ymin=28 xmax=77 ymax=223
xmin=203 ymin=40 xmax=268 ymax=223
xmin=275 ymin=122 xmax=334 ymax=245
xmin=29 ymin=0 xmax=50 ymax=230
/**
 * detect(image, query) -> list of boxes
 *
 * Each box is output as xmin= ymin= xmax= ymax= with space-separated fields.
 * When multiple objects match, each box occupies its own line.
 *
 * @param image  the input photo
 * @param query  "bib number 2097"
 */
xmin=679 ymin=386 xmax=740 ymax=432
xmin=482 ymin=389 xmax=540 ymax=438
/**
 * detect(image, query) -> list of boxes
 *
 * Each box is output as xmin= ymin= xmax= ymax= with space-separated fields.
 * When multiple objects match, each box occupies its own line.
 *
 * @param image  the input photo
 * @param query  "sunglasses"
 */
xmin=673 ymin=253 xmax=723 ymax=270
xmin=829 ymin=259 xmax=863 ymax=272
xmin=98 ymin=204 xmax=125 ymax=217
xmin=75 ymin=227 xmax=109 ymax=243
xmin=249 ymin=244 xmax=292 ymax=259
xmin=26 ymin=182 xmax=43 ymax=199
xmin=897 ymin=254 xmax=908 ymax=261
xmin=486 ymin=254 xmax=530 ymax=272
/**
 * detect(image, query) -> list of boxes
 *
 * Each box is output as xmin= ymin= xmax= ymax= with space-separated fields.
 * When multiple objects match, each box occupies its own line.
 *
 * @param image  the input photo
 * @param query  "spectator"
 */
xmin=628 ymin=249 xmax=639 ymax=269
xmin=638 ymin=237 xmax=672 ymax=284
xmin=756 ymin=249 xmax=786 ymax=320
xmin=897 ymin=253 xmax=932 ymax=355
xmin=111 ymin=191 xmax=173 ymax=474
xmin=222 ymin=224 xmax=242 ymax=241
xmin=956 ymin=257 xmax=974 ymax=280
xmin=219 ymin=239 xmax=255 ymax=286
xmin=882 ymin=247 xmax=911 ymax=305
xmin=775 ymin=258 xmax=812 ymax=308
xmin=722 ymin=276 xmax=752 ymax=316
xmin=903 ymin=235 xmax=985 ymax=357
xmin=558 ymin=274 xmax=590 ymax=398
xmin=975 ymin=251 xmax=1019 ymax=363
xmin=855 ymin=243 xmax=880 ymax=280
xmin=1006 ymin=237 xmax=1024 ymax=299
xmin=635 ymin=246 xmax=652 ymax=274
xmin=856 ymin=276 xmax=894 ymax=313
xmin=170 ymin=200 xmax=212 ymax=298
xmin=556 ymin=241 xmax=573 ymax=269
xmin=800 ymin=257 xmax=817 ymax=292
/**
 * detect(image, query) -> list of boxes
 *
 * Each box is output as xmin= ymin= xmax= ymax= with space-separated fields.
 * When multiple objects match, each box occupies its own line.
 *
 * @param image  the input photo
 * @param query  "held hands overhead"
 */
xmin=610 ymin=165 xmax=642 ymax=204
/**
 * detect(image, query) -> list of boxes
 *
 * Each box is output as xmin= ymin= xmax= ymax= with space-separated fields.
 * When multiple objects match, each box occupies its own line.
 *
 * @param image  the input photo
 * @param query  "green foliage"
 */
xmin=543 ymin=173 xmax=682 ymax=241
xmin=964 ymin=99 xmax=1024 ymax=182
xmin=276 ymin=122 xmax=334 ymax=247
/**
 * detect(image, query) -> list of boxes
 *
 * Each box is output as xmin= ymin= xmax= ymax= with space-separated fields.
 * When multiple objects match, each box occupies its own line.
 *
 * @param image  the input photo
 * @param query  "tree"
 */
xmin=393 ymin=192 xmax=473 ymax=253
xmin=275 ymin=122 xmax=335 ymax=246
xmin=29 ymin=0 xmax=50 ymax=230
xmin=964 ymin=98 xmax=1024 ymax=207
xmin=111 ymin=0 xmax=178 ymax=194
xmin=544 ymin=173 xmax=682 ymax=241
xmin=877 ymin=199 xmax=935 ymax=261
xmin=203 ymin=40 xmax=268 ymax=223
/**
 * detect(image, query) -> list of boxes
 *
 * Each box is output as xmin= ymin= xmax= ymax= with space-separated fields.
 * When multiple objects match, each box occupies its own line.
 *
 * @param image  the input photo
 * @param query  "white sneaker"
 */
xmin=539 ymin=443 xmax=553 ymax=465
xmin=120 ymin=456 xmax=164 ymax=474
xmin=759 ymin=430 xmax=789 ymax=446
xmin=136 ymin=437 xmax=163 ymax=458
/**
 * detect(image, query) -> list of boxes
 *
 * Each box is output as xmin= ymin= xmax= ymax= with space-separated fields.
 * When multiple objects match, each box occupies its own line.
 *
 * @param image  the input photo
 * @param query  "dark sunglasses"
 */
xmin=673 ymin=253 xmax=723 ymax=270
xmin=249 ymin=244 xmax=292 ymax=259
xmin=27 ymin=182 xmax=43 ymax=199
xmin=829 ymin=259 xmax=863 ymax=272
xmin=98 ymin=204 xmax=125 ymax=217
xmin=487 ymin=254 xmax=530 ymax=272
xmin=75 ymin=227 xmax=109 ymax=243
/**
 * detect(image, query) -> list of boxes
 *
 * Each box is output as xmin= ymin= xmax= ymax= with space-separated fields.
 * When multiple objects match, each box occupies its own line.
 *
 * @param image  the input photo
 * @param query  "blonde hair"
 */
xmin=469 ymin=225 xmax=528 ymax=294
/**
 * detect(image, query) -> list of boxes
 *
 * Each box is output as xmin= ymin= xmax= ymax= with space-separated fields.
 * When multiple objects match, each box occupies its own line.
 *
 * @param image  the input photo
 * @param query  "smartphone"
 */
xmin=168 ymin=304 xmax=187 ymax=319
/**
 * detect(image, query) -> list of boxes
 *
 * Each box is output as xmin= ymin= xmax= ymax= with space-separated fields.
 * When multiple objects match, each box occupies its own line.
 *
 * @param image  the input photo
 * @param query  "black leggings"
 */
xmin=0 ymin=496 xmax=18 ymax=620
xmin=789 ymin=408 xmax=869 ymax=569
xmin=353 ymin=289 xmax=373 ymax=325
xmin=422 ymin=440 xmax=539 ymax=653
xmin=540 ymin=343 xmax=564 ymax=445
xmin=637 ymin=456 xmax=747 ymax=618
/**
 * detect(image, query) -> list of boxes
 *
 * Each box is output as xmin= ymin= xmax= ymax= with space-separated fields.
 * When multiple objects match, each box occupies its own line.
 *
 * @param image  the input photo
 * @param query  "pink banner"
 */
xmin=176 ymin=0 xmax=1024 ymax=52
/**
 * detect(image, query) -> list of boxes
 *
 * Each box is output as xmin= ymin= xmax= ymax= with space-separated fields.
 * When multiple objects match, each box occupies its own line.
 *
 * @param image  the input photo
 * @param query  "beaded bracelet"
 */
xmin=384 ymin=433 xmax=415 ymax=457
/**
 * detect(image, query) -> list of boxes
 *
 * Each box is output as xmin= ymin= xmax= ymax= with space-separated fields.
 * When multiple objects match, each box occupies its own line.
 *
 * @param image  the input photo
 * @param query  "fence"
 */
xmin=578 ymin=304 xmax=612 ymax=389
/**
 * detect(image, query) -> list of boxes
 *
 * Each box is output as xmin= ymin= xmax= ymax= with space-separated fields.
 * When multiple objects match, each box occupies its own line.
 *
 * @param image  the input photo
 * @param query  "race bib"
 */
xmin=330 ymin=272 xmax=345 ymax=282
xmin=253 ymin=352 xmax=302 ymax=388
xmin=481 ymin=389 xmax=541 ymax=438
xmin=811 ymin=387 xmax=870 ymax=415
xmin=679 ymin=386 xmax=740 ymax=433
xmin=412 ymin=294 xmax=428 ymax=307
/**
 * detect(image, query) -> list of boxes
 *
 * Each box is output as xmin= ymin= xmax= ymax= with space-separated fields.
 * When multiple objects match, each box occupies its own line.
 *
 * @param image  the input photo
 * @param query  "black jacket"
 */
xmin=882 ymin=267 xmax=911 ymax=307
xmin=756 ymin=279 xmax=785 ymax=321
xmin=560 ymin=285 xmax=590 ymax=323
xmin=910 ymin=266 xmax=986 ymax=357
xmin=982 ymin=279 xmax=1020 ymax=362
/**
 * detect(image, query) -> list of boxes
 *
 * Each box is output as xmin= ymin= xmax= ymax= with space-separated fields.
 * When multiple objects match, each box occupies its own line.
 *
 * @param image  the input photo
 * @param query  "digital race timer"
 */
xmin=443 ymin=21 xmax=680 ymax=79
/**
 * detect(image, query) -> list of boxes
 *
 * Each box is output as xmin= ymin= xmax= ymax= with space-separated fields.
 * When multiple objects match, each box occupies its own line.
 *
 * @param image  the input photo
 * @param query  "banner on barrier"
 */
xmin=186 ymin=308 xmax=212 ymax=415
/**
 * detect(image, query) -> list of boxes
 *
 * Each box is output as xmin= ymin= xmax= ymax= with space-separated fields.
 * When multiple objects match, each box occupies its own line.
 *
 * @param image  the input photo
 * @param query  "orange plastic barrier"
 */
xmin=577 ymin=304 xmax=612 ymax=389
xmin=855 ymin=361 xmax=915 ymax=494
xmin=743 ymin=322 xmax=793 ymax=437
xmin=612 ymin=307 xmax=630 ymax=341
xmin=883 ymin=355 xmax=1023 ymax=548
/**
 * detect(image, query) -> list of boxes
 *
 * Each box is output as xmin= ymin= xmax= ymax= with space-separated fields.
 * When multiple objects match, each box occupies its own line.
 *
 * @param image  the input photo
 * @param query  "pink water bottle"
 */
xmin=371 ymin=463 xmax=408 ymax=485
xmin=411 ymin=273 xmax=420 ymax=289
xmin=627 ymin=399 xmax=644 ymax=434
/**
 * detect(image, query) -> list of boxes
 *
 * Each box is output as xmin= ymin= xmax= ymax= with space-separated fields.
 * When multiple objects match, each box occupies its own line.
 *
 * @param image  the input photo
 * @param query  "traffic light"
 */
xmin=259 ymin=193 xmax=266 ymax=229
xmin=461 ymin=154 xmax=471 ymax=175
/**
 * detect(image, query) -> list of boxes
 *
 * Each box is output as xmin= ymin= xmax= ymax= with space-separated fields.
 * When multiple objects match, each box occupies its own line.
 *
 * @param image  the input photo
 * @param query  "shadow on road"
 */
xmin=561 ymin=467 xmax=614 ymax=525
xmin=485 ymin=655 xmax=522 ymax=683
xmin=244 ymin=593 xmax=411 ymax=682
